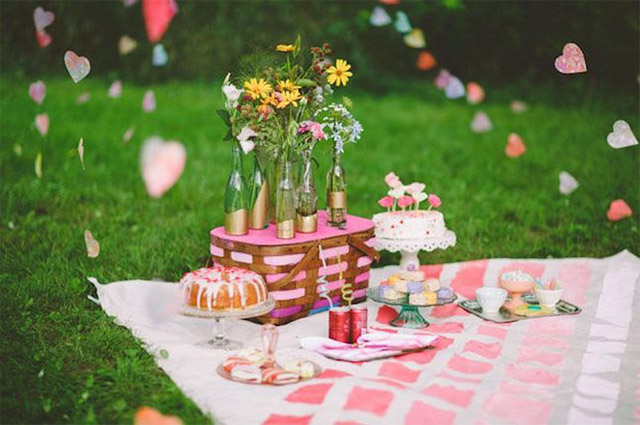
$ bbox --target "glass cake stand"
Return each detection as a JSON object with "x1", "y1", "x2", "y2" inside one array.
[
  {"x1": 368, "y1": 287, "x2": 458, "y2": 328},
  {"x1": 374, "y1": 230, "x2": 457, "y2": 271},
  {"x1": 180, "y1": 296, "x2": 275, "y2": 350}
]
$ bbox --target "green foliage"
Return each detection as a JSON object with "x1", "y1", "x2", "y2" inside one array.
[{"x1": 1, "y1": 74, "x2": 639, "y2": 424}]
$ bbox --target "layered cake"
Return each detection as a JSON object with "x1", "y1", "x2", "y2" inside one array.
[
  {"x1": 373, "y1": 172, "x2": 448, "y2": 240},
  {"x1": 180, "y1": 265, "x2": 268, "y2": 311}
]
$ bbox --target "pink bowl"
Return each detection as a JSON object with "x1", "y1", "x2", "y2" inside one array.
[{"x1": 499, "y1": 279, "x2": 534, "y2": 293}]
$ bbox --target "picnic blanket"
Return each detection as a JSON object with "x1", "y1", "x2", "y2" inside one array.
[{"x1": 89, "y1": 250, "x2": 640, "y2": 425}]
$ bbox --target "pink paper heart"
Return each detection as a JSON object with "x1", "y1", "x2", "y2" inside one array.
[
  {"x1": 76, "y1": 92, "x2": 91, "y2": 104},
  {"x1": 140, "y1": 137, "x2": 186, "y2": 198},
  {"x1": 466, "y1": 82, "x2": 485, "y2": 104},
  {"x1": 471, "y1": 111, "x2": 492, "y2": 133},
  {"x1": 143, "y1": 0, "x2": 178, "y2": 43},
  {"x1": 142, "y1": 90, "x2": 156, "y2": 112},
  {"x1": 434, "y1": 69, "x2": 451, "y2": 90},
  {"x1": 108, "y1": 80, "x2": 122, "y2": 98},
  {"x1": 607, "y1": 199, "x2": 632, "y2": 222},
  {"x1": 505, "y1": 133, "x2": 526, "y2": 158},
  {"x1": 35, "y1": 30, "x2": 51, "y2": 48},
  {"x1": 35, "y1": 113, "x2": 49, "y2": 136},
  {"x1": 33, "y1": 7, "x2": 55, "y2": 31},
  {"x1": 123, "y1": 127, "x2": 135, "y2": 143},
  {"x1": 29, "y1": 80, "x2": 46, "y2": 105},
  {"x1": 510, "y1": 100, "x2": 527, "y2": 113},
  {"x1": 554, "y1": 43, "x2": 587, "y2": 74},
  {"x1": 64, "y1": 51, "x2": 91, "y2": 83}
]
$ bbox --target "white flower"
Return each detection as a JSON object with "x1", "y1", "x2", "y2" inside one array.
[
  {"x1": 388, "y1": 187, "x2": 405, "y2": 199},
  {"x1": 222, "y1": 73, "x2": 242, "y2": 109},
  {"x1": 237, "y1": 126, "x2": 257, "y2": 154}
]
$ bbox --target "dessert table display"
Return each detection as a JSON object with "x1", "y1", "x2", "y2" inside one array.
[{"x1": 89, "y1": 250, "x2": 640, "y2": 425}]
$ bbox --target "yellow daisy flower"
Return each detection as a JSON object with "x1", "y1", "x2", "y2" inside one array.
[
  {"x1": 276, "y1": 44, "x2": 295, "y2": 52},
  {"x1": 243, "y1": 78, "x2": 272, "y2": 100},
  {"x1": 277, "y1": 90, "x2": 302, "y2": 109},
  {"x1": 258, "y1": 92, "x2": 278, "y2": 114},
  {"x1": 326, "y1": 59, "x2": 353, "y2": 87},
  {"x1": 277, "y1": 79, "x2": 301, "y2": 92}
]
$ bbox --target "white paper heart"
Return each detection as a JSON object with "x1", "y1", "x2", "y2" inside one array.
[
  {"x1": 33, "y1": 7, "x2": 54, "y2": 31},
  {"x1": 394, "y1": 11, "x2": 411, "y2": 33},
  {"x1": 123, "y1": 0, "x2": 139, "y2": 7},
  {"x1": 64, "y1": 51, "x2": 91, "y2": 83},
  {"x1": 78, "y1": 138, "x2": 85, "y2": 170},
  {"x1": 558, "y1": 171, "x2": 579, "y2": 195},
  {"x1": 108, "y1": 80, "x2": 122, "y2": 98},
  {"x1": 35, "y1": 113, "x2": 49, "y2": 136},
  {"x1": 119, "y1": 35, "x2": 138, "y2": 55},
  {"x1": 370, "y1": 6, "x2": 391, "y2": 26},
  {"x1": 606, "y1": 120, "x2": 638, "y2": 149},
  {"x1": 29, "y1": 80, "x2": 46, "y2": 105},
  {"x1": 123, "y1": 127, "x2": 135, "y2": 143},
  {"x1": 140, "y1": 136, "x2": 186, "y2": 198},
  {"x1": 142, "y1": 90, "x2": 156, "y2": 112},
  {"x1": 470, "y1": 111, "x2": 492, "y2": 133},
  {"x1": 84, "y1": 230, "x2": 100, "y2": 258},
  {"x1": 445, "y1": 76, "x2": 465, "y2": 99},
  {"x1": 152, "y1": 44, "x2": 168, "y2": 67}
]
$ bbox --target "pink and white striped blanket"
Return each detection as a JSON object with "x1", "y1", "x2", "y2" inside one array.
[{"x1": 90, "y1": 250, "x2": 640, "y2": 425}]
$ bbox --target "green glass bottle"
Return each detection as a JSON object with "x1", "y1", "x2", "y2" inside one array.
[
  {"x1": 326, "y1": 149, "x2": 347, "y2": 228},
  {"x1": 224, "y1": 144, "x2": 248, "y2": 235}
]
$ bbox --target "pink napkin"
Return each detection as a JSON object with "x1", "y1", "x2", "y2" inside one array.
[{"x1": 300, "y1": 332, "x2": 438, "y2": 362}]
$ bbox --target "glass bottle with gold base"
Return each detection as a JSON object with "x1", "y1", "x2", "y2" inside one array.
[
  {"x1": 326, "y1": 149, "x2": 347, "y2": 228},
  {"x1": 248, "y1": 154, "x2": 268, "y2": 229},
  {"x1": 295, "y1": 153, "x2": 318, "y2": 233},
  {"x1": 275, "y1": 153, "x2": 295, "y2": 239},
  {"x1": 224, "y1": 144, "x2": 248, "y2": 235}
]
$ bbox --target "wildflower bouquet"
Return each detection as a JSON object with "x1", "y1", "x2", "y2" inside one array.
[{"x1": 218, "y1": 36, "x2": 362, "y2": 237}]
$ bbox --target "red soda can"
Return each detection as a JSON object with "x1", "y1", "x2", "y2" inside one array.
[
  {"x1": 350, "y1": 304, "x2": 368, "y2": 342},
  {"x1": 329, "y1": 306, "x2": 351, "y2": 343}
]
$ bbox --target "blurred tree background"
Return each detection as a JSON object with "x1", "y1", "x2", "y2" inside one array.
[{"x1": 1, "y1": 0, "x2": 638, "y2": 97}]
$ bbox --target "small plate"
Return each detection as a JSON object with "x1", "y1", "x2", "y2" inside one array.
[{"x1": 216, "y1": 361, "x2": 323, "y2": 386}]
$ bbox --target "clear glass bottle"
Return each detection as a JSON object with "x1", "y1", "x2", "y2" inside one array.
[
  {"x1": 296, "y1": 153, "x2": 318, "y2": 233},
  {"x1": 224, "y1": 144, "x2": 248, "y2": 235},
  {"x1": 248, "y1": 154, "x2": 268, "y2": 229},
  {"x1": 275, "y1": 153, "x2": 295, "y2": 239},
  {"x1": 326, "y1": 150, "x2": 347, "y2": 228}
]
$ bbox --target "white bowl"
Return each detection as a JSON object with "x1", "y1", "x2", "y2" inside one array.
[
  {"x1": 534, "y1": 285, "x2": 563, "y2": 308},
  {"x1": 476, "y1": 287, "x2": 508, "y2": 314}
]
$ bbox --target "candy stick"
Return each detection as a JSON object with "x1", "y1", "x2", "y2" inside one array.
[
  {"x1": 317, "y1": 245, "x2": 333, "y2": 310},
  {"x1": 339, "y1": 254, "x2": 354, "y2": 307}
]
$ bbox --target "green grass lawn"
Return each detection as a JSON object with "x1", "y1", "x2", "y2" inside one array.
[{"x1": 1, "y1": 74, "x2": 638, "y2": 424}]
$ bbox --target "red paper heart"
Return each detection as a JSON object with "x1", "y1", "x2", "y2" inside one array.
[
  {"x1": 143, "y1": 0, "x2": 177, "y2": 43},
  {"x1": 416, "y1": 51, "x2": 437, "y2": 71},
  {"x1": 35, "y1": 30, "x2": 51, "y2": 48},
  {"x1": 505, "y1": 133, "x2": 526, "y2": 158},
  {"x1": 606, "y1": 199, "x2": 632, "y2": 222},
  {"x1": 375, "y1": 305, "x2": 398, "y2": 325}
]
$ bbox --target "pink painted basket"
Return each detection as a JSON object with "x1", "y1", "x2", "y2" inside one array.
[{"x1": 210, "y1": 211, "x2": 379, "y2": 325}]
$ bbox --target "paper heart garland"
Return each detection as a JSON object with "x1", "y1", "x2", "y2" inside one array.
[
  {"x1": 394, "y1": 11, "x2": 411, "y2": 33},
  {"x1": 370, "y1": 6, "x2": 391, "y2": 26},
  {"x1": 35, "y1": 152, "x2": 42, "y2": 178},
  {"x1": 403, "y1": 28, "x2": 425, "y2": 49},
  {"x1": 554, "y1": 42, "x2": 587, "y2": 74},
  {"x1": 76, "y1": 92, "x2": 91, "y2": 104},
  {"x1": 558, "y1": 171, "x2": 579, "y2": 195},
  {"x1": 119, "y1": 35, "x2": 138, "y2": 55},
  {"x1": 78, "y1": 138, "x2": 85, "y2": 170},
  {"x1": 64, "y1": 51, "x2": 91, "y2": 83},
  {"x1": 35, "y1": 113, "x2": 49, "y2": 136},
  {"x1": 607, "y1": 120, "x2": 638, "y2": 149},
  {"x1": 142, "y1": 90, "x2": 156, "y2": 112},
  {"x1": 33, "y1": 7, "x2": 55, "y2": 31},
  {"x1": 466, "y1": 82, "x2": 485, "y2": 104},
  {"x1": 416, "y1": 51, "x2": 436, "y2": 71},
  {"x1": 143, "y1": 0, "x2": 178, "y2": 43},
  {"x1": 445, "y1": 76, "x2": 465, "y2": 99},
  {"x1": 84, "y1": 230, "x2": 100, "y2": 258},
  {"x1": 434, "y1": 69, "x2": 451, "y2": 89},
  {"x1": 606, "y1": 199, "x2": 632, "y2": 222},
  {"x1": 140, "y1": 136, "x2": 186, "y2": 198},
  {"x1": 505, "y1": 133, "x2": 526, "y2": 158},
  {"x1": 123, "y1": 127, "x2": 135, "y2": 143},
  {"x1": 470, "y1": 111, "x2": 492, "y2": 133},
  {"x1": 29, "y1": 80, "x2": 46, "y2": 105},
  {"x1": 35, "y1": 30, "x2": 51, "y2": 48},
  {"x1": 152, "y1": 44, "x2": 168, "y2": 67},
  {"x1": 108, "y1": 80, "x2": 122, "y2": 98},
  {"x1": 510, "y1": 100, "x2": 527, "y2": 113}
]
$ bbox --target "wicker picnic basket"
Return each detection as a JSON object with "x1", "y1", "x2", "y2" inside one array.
[{"x1": 210, "y1": 213, "x2": 379, "y2": 325}]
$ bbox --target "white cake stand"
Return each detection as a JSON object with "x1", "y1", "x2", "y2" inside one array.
[
  {"x1": 374, "y1": 230, "x2": 457, "y2": 271},
  {"x1": 180, "y1": 296, "x2": 275, "y2": 350}
]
